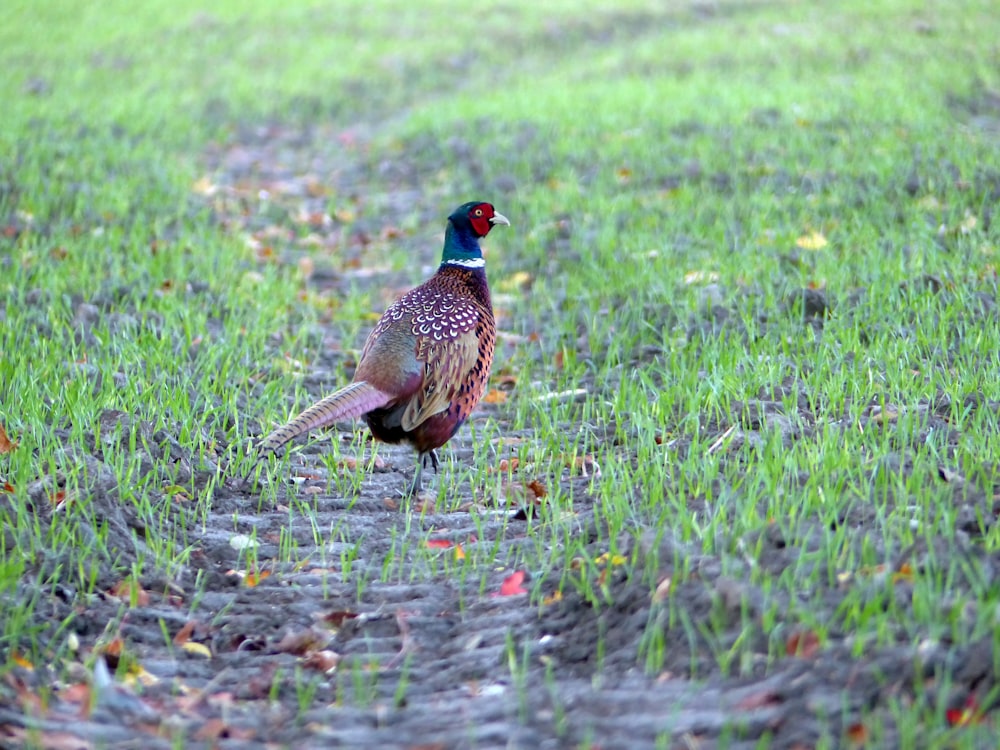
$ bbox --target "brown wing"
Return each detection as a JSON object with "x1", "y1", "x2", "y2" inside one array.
[{"x1": 401, "y1": 328, "x2": 480, "y2": 431}]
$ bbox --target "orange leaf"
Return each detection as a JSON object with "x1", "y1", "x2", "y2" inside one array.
[
  {"x1": 426, "y1": 539, "x2": 453, "y2": 550},
  {"x1": 1, "y1": 482, "x2": 14, "y2": 493},
  {"x1": 497, "y1": 457, "x2": 520, "y2": 473},
  {"x1": 245, "y1": 569, "x2": 271, "y2": 587},
  {"x1": 482, "y1": 389, "x2": 508, "y2": 405},
  {"x1": 0, "y1": 423, "x2": 18, "y2": 454},
  {"x1": 892, "y1": 562, "x2": 914, "y2": 584},
  {"x1": 173, "y1": 620, "x2": 197, "y2": 646},
  {"x1": 526, "y1": 479, "x2": 547, "y2": 499},
  {"x1": 499, "y1": 571, "x2": 527, "y2": 596},
  {"x1": 453, "y1": 543, "x2": 465, "y2": 561}
]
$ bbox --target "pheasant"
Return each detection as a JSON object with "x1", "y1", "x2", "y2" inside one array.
[{"x1": 258, "y1": 201, "x2": 509, "y2": 494}]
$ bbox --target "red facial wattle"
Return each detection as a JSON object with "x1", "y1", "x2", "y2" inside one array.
[{"x1": 469, "y1": 203, "x2": 493, "y2": 237}]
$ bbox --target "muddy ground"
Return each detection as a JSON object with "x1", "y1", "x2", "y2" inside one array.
[{"x1": 3, "y1": 121, "x2": 1000, "y2": 750}]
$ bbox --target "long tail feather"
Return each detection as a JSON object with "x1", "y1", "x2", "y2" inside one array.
[{"x1": 258, "y1": 381, "x2": 391, "y2": 455}]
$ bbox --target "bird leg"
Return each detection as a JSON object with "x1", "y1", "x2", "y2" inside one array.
[{"x1": 408, "y1": 450, "x2": 441, "y2": 496}]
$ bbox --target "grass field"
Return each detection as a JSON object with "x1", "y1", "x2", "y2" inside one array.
[{"x1": 3, "y1": 0, "x2": 1000, "y2": 747}]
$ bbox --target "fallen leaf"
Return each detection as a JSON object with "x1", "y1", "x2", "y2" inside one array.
[
  {"x1": 0, "y1": 424, "x2": 19, "y2": 454},
  {"x1": 180, "y1": 641, "x2": 212, "y2": 658},
  {"x1": 108, "y1": 580, "x2": 150, "y2": 607},
  {"x1": 275, "y1": 627, "x2": 329, "y2": 656},
  {"x1": 785, "y1": 629, "x2": 821, "y2": 658},
  {"x1": 244, "y1": 569, "x2": 270, "y2": 587},
  {"x1": 526, "y1": 479, "x2": 547, "y2": 499},
  {"x1": 652, "y1": 577, "x2": 672, "y2": 603},
  {"x1": 845, "y1": 722, "x2": 869, "y2": 745},
  {"x1": 426, "y1": 539, "x2": 454, "y2": 550},
  {"x1": 595, "y1": 553, "x2": 627, "y2": 567},
  {"x1": 796, "y1": 230, "x2": 828, "y2": 250},
  {"x1": 496, "y1": 457, "x2": 520, "y2": 473},
  {"x1": 482, "y1": 389, "x2": 508, "y2": 405},
  {"x1": 947, "y1": 695, "x2": 984, "y2": 726},
  {"x1": 173, "y1": 620, "x2": 197, "y2": 646},
  {"x1": 498, "y1": 571, "x2": 528, "y2": 596},
  {"x1": 2, "y1": 482, "x2": 14, "y2": 493},
  {"x1": 542, "y1": 590, "x2": 563, "y2": 606},
  {"x1": 302, "y1": 650, "x2": 340, "y2": 673},
  {"x1": 683, "y1": 270, "x2": 720, "y2": 284},
  {"x1": 892, "y1": 562, "x2": 914, "y2": 584},
  {"x1": 322, "y1": 611, "x2": 359, "y2": 628}
]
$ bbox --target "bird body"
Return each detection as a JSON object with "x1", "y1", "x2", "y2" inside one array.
[{"x1": 259, "y1": 201, "x2": 508, "y2": 493}]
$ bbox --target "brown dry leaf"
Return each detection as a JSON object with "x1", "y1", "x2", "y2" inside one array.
[
  {"x1": 173, "y1": 620, "x2": 197, "y2": 646},
  {"x1": 322, "y1": 610, "x2": 359, "y2": 629},
  {"x1": 785, "y1": 629, "x2": 820, "y2": 658},
  {"x1": 845, "y1": 722, "x2": 869, "y2": 745},
  {"x1": 526, "y1": 479, "x2": 547, "y2": 499},
  {"x1": 565, "y1": 454, "x2": 599, "y2": 477},
  {"x1": 275, "y1": 627, "x2": 328, "y2": 656},
  {"x1": 101, "y1": 637, "x2": 124, "y2": 670},
  {"x1": 542, "y1": 590, "x2": 563, "y2": 606},
  {"x1": 2, "y1": 481, "x2": 15, "y2": 493},
  {"x1": 496, "y1": 457, "x2": 520, "y2": 473},
  {"x1": 108, "y1": 580, "x2": 150, "y2": 607},
  {"x1": 652, "y1": 577, "x2": 672, "y2": 603},
  {"x1": 302, "y1": 650, "x2": 341, "y2": 673},
  {"x1": 553, "y1": 350, "x2": 565, "y2": 370},
  {"x1": 0, "y1": 423, "x2": 19, "y2": 454}
]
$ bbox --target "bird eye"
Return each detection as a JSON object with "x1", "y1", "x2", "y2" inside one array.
[{"x1": 474, "y1": 208, "x2": 483, "y2": 217}]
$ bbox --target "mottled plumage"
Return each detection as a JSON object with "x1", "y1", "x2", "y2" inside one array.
[{"x1": 258, "y1": 201, "x2": 508, "y2": 494}]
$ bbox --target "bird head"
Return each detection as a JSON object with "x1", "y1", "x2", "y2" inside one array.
[{"x1": 442, "y1": 202, "x2": 509, "y2": 266}]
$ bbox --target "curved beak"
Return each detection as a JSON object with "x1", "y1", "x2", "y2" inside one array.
[{"x1": 490, "y1": 212, "x2": 510, "y2": 227}]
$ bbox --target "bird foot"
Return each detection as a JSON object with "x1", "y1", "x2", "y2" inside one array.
[{"x1": 408, "y1": 450, "x2": 440, "y2": 496}]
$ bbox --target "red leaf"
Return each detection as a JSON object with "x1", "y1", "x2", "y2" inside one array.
[
  {"x1": 499, "y1": 571, "x2": 527, "y2": 596},
  {"x1": 426, "y1": 539, "x2": 454, "y2": 550},
  {"x1": 947, "y1": 695, "x2": 984, "y2": 726}
]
